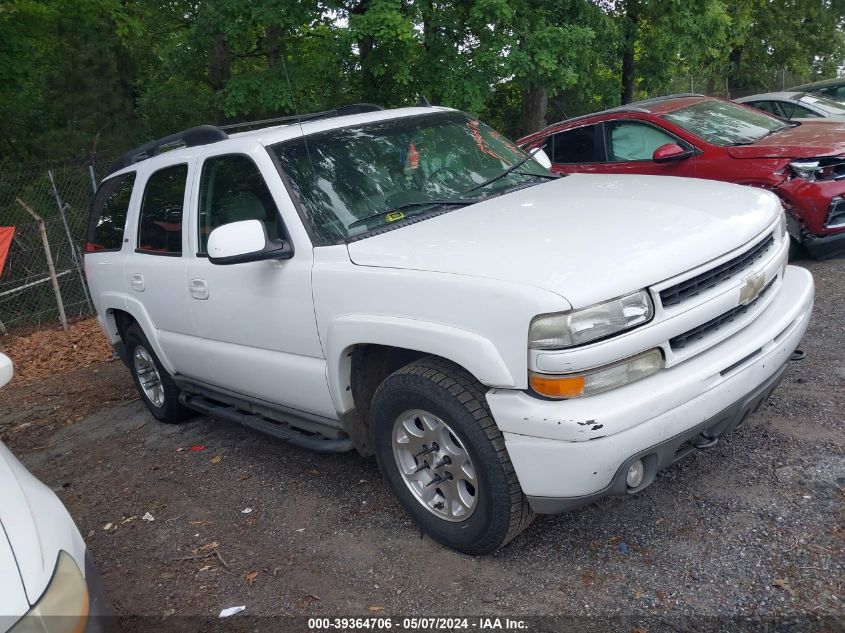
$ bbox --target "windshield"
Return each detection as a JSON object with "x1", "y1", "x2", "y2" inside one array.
[
  {"x1": 663, "y1": 100, "x2": 790, "y2": 146},
  {"x1": 270, "y1": 112, "x2": 551, "y2": 242},
  {"x1": 797, "y1": 94, "x2": 845, "y2": 116}
]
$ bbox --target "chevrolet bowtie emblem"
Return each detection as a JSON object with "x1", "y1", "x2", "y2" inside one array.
[{"x1": 739, "y1": 273, "x2": 765, "y2": 305}]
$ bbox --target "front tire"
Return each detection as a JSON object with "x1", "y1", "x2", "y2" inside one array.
[
  {"x1": 124, "y1": 323, "x2": 191, "y2": 423},
  {"x1": 370, "y1": 357, "x2": 534, "y2": 554}
]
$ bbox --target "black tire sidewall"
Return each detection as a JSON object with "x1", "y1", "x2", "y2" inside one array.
[
  {"x1": 371, "y1": 372, "x2": 510, "y2": 553},
  {"x1": 124, "y1": 324, "x2": 188, "y2": 423}
]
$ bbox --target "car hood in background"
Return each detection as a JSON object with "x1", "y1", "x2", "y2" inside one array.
[
  {"x1": 727, "y1": 121, "x2": 845, "y2": 159},
  {"x1": 347, "y1": 173, "x2": 779, "y2": 308},
  {"x1": 0, "y1": 442, "x2": 87, "y2": 605}
]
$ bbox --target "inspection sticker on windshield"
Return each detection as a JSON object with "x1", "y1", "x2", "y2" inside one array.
[{"x1": 385, "y1": 210, "x2": 405, "y2": 222}]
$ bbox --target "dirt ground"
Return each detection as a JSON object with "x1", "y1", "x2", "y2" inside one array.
[{"x1": 0, "y1": 256, "x2": 843, "y2": 630}]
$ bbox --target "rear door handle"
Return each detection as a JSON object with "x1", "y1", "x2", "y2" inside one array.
[
  {"x1": 130, "y1": 273, "x2": 145, "y2": 292},
  {"x1": 189, "y1": 278, "x2": 209, "y2": 300}
]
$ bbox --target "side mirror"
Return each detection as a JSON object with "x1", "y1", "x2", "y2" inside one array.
[
  {"x1": 531, "y1": 147, "x2": 553, "y2": 169},
  {"x1": 653, "y1": 143, "x2": 693, "y2": 163},
  {"x1": 0, "y1": 353, "x2": 12, "y2": 389},
  {"x1": 207, "y1": 219, "x2": 292, "y2": 265}
]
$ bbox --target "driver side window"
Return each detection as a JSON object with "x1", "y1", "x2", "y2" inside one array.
[
  {"x1": 197, "y1": 155, "x2": 280, "y2": 254},
  {"x1": 607, "y1": 122, "x2": 682, "y2": 162}
]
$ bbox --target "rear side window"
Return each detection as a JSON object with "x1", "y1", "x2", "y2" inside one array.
[
  {"x1": 550, "y1": 125, "x2": 599, "y2": 163},
  {"x1": 86, "y1": 172, "x2": 136, "y2": 252},
  {"x1": 748, "y1": 101, "x2": 783, "y2": 117},
  {"x1": 137, "y1": 165, "x2": 188, "y2": 255},
  {"x1": 790, "y1": 104, "x2": 822, "y2": 118},
  {"x1": 197, "y1": 155, "x2": 279, "y2": 254}
]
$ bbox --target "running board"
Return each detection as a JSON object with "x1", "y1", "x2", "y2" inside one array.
[{"x1": 179, "y1": 393, "x2": 354, "y2": 454}]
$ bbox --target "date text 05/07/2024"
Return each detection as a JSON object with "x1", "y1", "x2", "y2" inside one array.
[{"x1": 307, "y1": 617, "x2": 529, "y2": 630}]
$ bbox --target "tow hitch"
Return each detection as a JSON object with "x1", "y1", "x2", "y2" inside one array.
[
  {"x1": 692, "y1": 431, "x2": 719, "y2": 449},
  {"x1": 790, "y1": 348, "x2": 805, "y2": 361}
]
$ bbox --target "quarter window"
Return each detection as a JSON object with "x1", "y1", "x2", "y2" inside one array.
[
  {"x1": 606, "y1": 122, "x2": 681, "y2": 162},
  {"x1": 197, "y1": 155, "x2": 280, "y2": 254},
  {"x1": 137, "y1": 165, "x2": 188, "y2": 255},
  {"x1": 86, "y1": 172, "x2": 136, "y2": 252}
]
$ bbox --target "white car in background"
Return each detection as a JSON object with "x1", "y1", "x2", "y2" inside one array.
[
  {"x1": 0, "y1": 353, "x2": 114, "y2": 633},
  {"x1": 735, "y1": 91, "x2": 845, "y2": 121}
]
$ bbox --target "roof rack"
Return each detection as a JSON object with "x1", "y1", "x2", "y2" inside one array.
[
  {"x1": 534, "y1": 93, "x2": 706, "y2": 137},
  {"x1": 624, "y1": 93, "x2": 705, "y2": 108},
  {"x1": 220, "y1": 103, "x2": 384, "y2": 133},
  {"x1": 106, "y1": 103, "x2": 385, "y2": 176},
  {"x1": 106, "y1": 125, "x2": 227, "y2": 175}
]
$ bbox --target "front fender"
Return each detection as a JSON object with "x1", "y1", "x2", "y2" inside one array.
[{"x1": 326, "y1": 314, "x2": 515, "y2": 412}]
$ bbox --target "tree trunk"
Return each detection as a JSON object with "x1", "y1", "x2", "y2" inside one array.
[
  {"x1": 519, "y1": 84, "x2": 548, "y2": 137},
  {"x1": 208, "y1": 36, "x2": 230, "y2": 90},
  {"x1": 265, "y1": 26, "x2": 280, "y2": 68},
  {"x1": 620, "y1": 0, "x2": 639, "y2": 104},
  {"x1": 208, "y1": 35, "x2": 230, "y2": 122},
  {"x1": 352, "y1": 0, "x2": 378, "y2": 103},
  {"x1": 726, "y1": 46, "x2": 743, "y2": 98},
  {"x1": 359, "y1": 35, "x2": 377, "y2": 102}
]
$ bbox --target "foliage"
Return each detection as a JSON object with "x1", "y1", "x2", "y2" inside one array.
[{"x1": 0, "y1": 0, "x2": 842, "y2": 161}]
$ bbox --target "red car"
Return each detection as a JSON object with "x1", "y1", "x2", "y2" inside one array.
[{"x1": 517, "y1": 94, "x2": 845, "y2": 258}]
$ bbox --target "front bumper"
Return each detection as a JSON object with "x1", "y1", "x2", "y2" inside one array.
[
  {"x1": 84, "y1": 551, "x2": 118, "y2": 632},
  {"x1": 487, "y1": 265, "x2": 814, "y2": 511},
  {"x1": 804, "y1": 229, "x2": 845, "y2": 259}
]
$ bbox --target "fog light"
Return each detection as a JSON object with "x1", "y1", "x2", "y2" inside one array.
[{"x1": 626, "y1": 459, "x2": 644, "y2": 488}]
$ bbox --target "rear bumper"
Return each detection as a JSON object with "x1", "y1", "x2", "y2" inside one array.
[{"x1": 487, "y1": 265, "x2": 814, "y2": 510}]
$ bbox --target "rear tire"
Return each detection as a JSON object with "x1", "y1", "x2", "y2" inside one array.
[
  {"x1": 370, "y1": 357, "x2": 534, "y2": 554},
  {"x1": 124, "y1": 323, "x2": 191, "y2": 424}
]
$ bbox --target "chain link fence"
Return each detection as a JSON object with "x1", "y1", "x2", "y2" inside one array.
[{"x1": 0, "y1": 158, "x2": 112, "y2": 333}]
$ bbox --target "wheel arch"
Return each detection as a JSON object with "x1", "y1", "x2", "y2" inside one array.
[
  {"x1": 101, "y1": 298, "x2": 176, "y2": 374},
  {"x1": 325, "y1": 316, "x2": 515, "y2": 456},
  {"x1": 327, "y1": 315, "x2": 515, "y2": 414}
]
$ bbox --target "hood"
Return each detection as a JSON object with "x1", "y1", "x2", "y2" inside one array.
[
  {"x1": 0, "y1": 441, "x2": 86, "y2": 605},
  {"x1": 347, "y1": 174, "x2": 779, "y2": 308},
  {"x1": 727, "y1": 120, "x2": 845, "y2": 159}
]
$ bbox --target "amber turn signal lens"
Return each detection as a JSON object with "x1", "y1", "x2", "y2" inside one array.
[{"x1": 530, "y1": 374, "x2": 585, "y2": 398}]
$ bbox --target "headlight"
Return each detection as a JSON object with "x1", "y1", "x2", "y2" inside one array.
[
  {"x1": 789, "y1": 160, "x2": 821, "y2": 181},
  {"x1": 9, "y1": 551, "x2": 89, "y2": 633},
  {"x1": 529, "y1": 290, "x2": 653, "y2": 349},
  {"x1": 530, "y1": 348, "x2": 664, "y2": 398}
]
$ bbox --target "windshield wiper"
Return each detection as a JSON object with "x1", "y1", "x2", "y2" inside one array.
[
  {"x1": 514, "y1": 170, "x2": 559, "y2": 179},
  {"x1": 462, "y1": 148, "x2": 547, "y2": 194},
  {"x1": 346, "y1": 198, "x2": 482, "y2": 230}
]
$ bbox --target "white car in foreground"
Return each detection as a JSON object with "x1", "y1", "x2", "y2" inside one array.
[{"x1": 0, "y1": 353, "x2": 114, "y2": 633}]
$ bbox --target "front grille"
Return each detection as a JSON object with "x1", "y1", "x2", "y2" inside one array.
[
  {"x1": 669, "y1": 279, "x2": 775, "y2": 350},
  {"x1": 660, "y1": 234, "x2": 774, "y2": 307}
]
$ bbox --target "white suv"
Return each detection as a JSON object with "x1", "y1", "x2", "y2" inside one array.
[{"x1": 85, "y1": 104, "x2": 814, "y2": 554}]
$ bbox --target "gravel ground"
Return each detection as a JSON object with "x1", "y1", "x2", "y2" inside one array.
[{"x1": 2, "y1": 256, "x2": 843, "y2": 631}]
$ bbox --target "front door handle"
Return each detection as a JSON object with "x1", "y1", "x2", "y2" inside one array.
[
  {"x1": 130, "y1": 273, "x2": 145, "y2": 292},
  {"x1": 189, "y1": 278, "x2": 209, "y2": 300}
]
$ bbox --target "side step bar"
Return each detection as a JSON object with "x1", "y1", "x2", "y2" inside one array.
[{"x1": 179, "y1": 393, "x2": 354, "y2": 454}]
